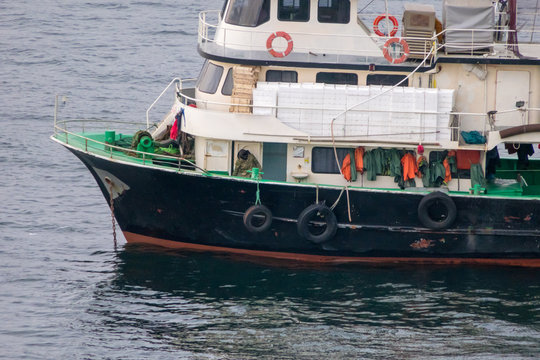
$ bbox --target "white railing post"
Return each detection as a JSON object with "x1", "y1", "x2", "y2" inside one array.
[{"x1": 146, "y1": 78, "x2": 180, "y2": 128}]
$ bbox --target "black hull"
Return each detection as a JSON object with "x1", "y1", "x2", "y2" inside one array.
[{"x1": 69, "y1": 148, "x2": 540, "y2": 266}]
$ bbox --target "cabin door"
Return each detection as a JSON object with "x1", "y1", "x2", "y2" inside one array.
[
  {"x1": 262, "y1": 143, "x2": 287, "y2": 181},
  {"x1": 495, "y1": 70, "x2": 530, "y2": 127}
]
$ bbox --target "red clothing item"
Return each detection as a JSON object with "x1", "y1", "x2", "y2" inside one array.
[
  {"x1": 401, "y1": 153, "x2": 418, "y2": 181},
  {"x1": 341, "y1": 147, "x2": 365, "y2": 181},
  {"x1": 170, "y1": 118, "x2": 179, "y2": 140},
  {"x1": 354, "y1": 147, "x2": 365, "y2": 174}
]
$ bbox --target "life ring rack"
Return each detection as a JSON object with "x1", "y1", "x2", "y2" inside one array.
[
  {"x1": 373, "y1": 14, "x2": 399, "y2": 37},
  {"x1": 266, "y1": 31, "x2": 294, "y2": 58},
  {"x1": 382, "y1": 37, "x2": 410, "y2": 64}
]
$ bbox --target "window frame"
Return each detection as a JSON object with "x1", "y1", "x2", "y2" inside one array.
[
  {"x1": 197, "y1": 61, "x2": 225, "y2": 95},
  {"x1": 366, "y1": 74, "x2": 409, "y2": 87},
  {"x1": 316, "y1": 72, "x2": 358, "y2": 85},
  {"x1": 265, "y1": 70, "x2": 298, "y2": 83},
  {"x1": 278, "y1": 0, "x2": 310, "y2": 22},
  {"x1": 317, "y1": 0, "x2": 350, "y2": 24},
  {"x1": 225, "y1": 0, "x2": 270, "y2": 27},
  {"x1": 221, "y1": 68, "x2": 234, "y2": 96},
  {"x1": 312, "y1": 147, "x2": 351, "y2": 174}
]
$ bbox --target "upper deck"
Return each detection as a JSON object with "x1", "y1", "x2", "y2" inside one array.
[{"x1": 198, "y1": 0, "x2": 540, "y2": 69}]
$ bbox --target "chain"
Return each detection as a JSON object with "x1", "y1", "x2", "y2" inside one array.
[{"x1": 107, "y1": 182, "x2": 117, "y2": 250}]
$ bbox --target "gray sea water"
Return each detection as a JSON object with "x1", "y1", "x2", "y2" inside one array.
[{"x1": 1, "y1": 1, "x2": 539, "y2": 359}]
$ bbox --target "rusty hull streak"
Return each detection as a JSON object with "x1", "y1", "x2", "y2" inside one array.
[{"x1": 410, "y1": 238, "x2": 436, "y2": 249}]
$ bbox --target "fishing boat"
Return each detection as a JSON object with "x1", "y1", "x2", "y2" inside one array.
[{"x1": 52, "y1": 0, "x2": 540, "y2": 267}]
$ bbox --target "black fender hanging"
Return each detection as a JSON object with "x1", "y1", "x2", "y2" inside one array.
[
  {"x1": 297, "y1": 203, "x2": 338, "y2": 244},
  {"x1": 417, "y1": 191, "x2": 457, "y2": 230},
  {"x1": 243, "y1": 204, "x2": 273, "y2": 233}
]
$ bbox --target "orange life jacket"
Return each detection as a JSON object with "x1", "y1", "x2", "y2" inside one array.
[
  {"x1": 401, "y1": 153, "x2": 418, "y2": 181},
  {"x1": 341, "y1": 147, "x2": 365, "y2": 181}
]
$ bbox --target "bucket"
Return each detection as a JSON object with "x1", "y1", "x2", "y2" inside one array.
[{"x1": 104, "y1": 130, "x2": 115, "y2": 151}]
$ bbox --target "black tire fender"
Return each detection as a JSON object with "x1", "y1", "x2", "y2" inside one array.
[
  {"x1": 297, "y1": 203, "x2": 338, "y2": 244},
  {"x1": 417, "y1": 191, "x2": 457, "y2": 230},
  {"x1": 243, "y1": 205, "x2": 273, "y2": 233}
]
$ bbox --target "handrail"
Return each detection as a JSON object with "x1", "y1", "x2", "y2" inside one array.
[
  {"x1": 146, "y1": 77, "x2": 180, "y2": 129},
  {"x1": 53, "y1": 120, "x2": 209, "y2": 174},
  {"x1": 198, "y1": 9, "x2": 540, "y2": 62}
]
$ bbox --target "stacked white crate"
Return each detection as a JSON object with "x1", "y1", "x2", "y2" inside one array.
[
  {"x1": 390, "y1": 87, "x2": 410, "y2": 140},
  {"x1": 276, "y1": 83, "x2": 302, "y2": 129},
  {"x1": 300, "y1": 83, "x2": 325, "y2": 136},
  {"x1": 424, "y1": 89, "x2": 439, "y2": 142},
  {"x1": 436, "y1": 89, "x2": 455, "y2": 141},
  {"x1": 345, "y1": 86, "x2": 370, "y2": 136},
  {"x1": 252, "y1": 82, "x2": 278, "y2": 116},
  {"x1": 322, "y1": 85, "x2": 347, "y2": 137},
  {"x1": 252, "y1": 82, "x2": 455, "y2": 141},
  {"x1": 368, "y1": 86, "x2": 392, "y2": 139}
]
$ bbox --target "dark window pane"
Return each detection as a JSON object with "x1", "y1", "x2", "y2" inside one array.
[
  {"x1": 366, "y1": 74, "x2": 408, "y2": 87},
  {"x1": 312, "y1": 147, "x2": 350, "y2": 174},
  {"x1": 316, "y1": 72, "x2": 357, "y2": 85},
  {"x1": 318, "y1": 0, "x2": 350, "y2": 24},
  {"x1": 222, "y1": 68, "x2": 234, "y2": 95},
  {"x1": 225, "y1": 0, "x2": 270, "y2": 27},
  {"x1": 278, "y1": 0, "x2": 310, "y2": 22},
  {"x1": 221, "y1": 0, "x2": 229, "y2": 18},
  {"x1": 197, "y1": 61, "x2": 224, "y2": 94},
  {"x1": 266, "y1": 70, "x2": 298, "y2": 82}
]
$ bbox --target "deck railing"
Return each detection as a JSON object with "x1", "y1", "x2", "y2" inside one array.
[
  {"x1": 198, "y1": 10, "x2": 540, "y2": 63},
  {"x1": 53, "y1": 118, "x2": 205, "y2": 172}
]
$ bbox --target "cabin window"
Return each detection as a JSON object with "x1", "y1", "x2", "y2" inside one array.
[
  {"x1": 197, "y1": 61, "x2": 224, "y2": 94},
  {"x1": 221, "y1": 0, "x2": 229, "y2": 19},
  {"x1": 278, "y1": 0, "x2": 310, "y2": 22},
  {"x1": 225, "y1": 0, "x2": 270, "y2": 27},
  {"x1": 318, "y1": 0, "x2": 350, "y2": 24},
  {"x1": 316, "y1": 72, "x2": 357, "y2": 85},
  {"x1": 266, "y1": 70, "x2": 298, "y2": 82},
  {"x1": 312, "y1": 147, "x2": 350, "y2": 174},
  {"x1": 222, "y1": 68, "x2": 234, "y2": 95},
  {"x1": 366, "y1": 74, "x2": 408, "y2": 87}
]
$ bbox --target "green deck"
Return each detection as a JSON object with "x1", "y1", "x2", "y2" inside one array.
[{"x1": 54, "y1": 131, "x2": 540, "y2": 198}]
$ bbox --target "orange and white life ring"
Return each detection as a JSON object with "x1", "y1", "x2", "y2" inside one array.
[
  {"x1": 373, "y1": 14, "x2": 399, "y2": 37},
  {"x1": 382, "y1": 37, "x2": 410, "y2": 64},
  {"x1": 266, "y1": 31, "x2": 293, "y2": 58}
]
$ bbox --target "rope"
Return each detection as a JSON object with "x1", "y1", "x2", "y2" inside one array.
[
  {"x1": 358, "y1": 0, "x2": 377, "y2": 13},
  {"x1": 346, "y1": 186, "x2": 352, "y2": 222},
  {"x1": 330, "y1": 187, "x2": 345, "y2": 210},
  {"x1": 255, "y1": 180, "x2": 261, "y2": 205}
]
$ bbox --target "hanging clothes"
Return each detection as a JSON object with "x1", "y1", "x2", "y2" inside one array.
[
  {"x1": 401, "y1": 152, "x2": 418, "y2": 182},
  {"x1": 486, "y1": 146, "x2": 501, "y2": 180},
  {"x1": 388, "y1": 148, "x2": 402, "y2": 178},
  {"x1": 417, "y1": 155, "x2": 430, "y2": 187},
  {"x1": 372, "y1": 148, "x2": 386, "y2": 175},
  {"x1": 363, "y1": 150, "x2": 377, "y2": 181},
  {"x1": 429, "y1": 161, "x2": 446, "y2": 187},
  {"x1": 470, "y1": 163, "x2": 486, "y2": 188},
  {"x1": 517, "y1": 144, "x2": 534, "y2": 169},
  {"x1": 341, "y1": 147, "x2": 364, "y2": 181},
  {"x1": 354, "y1": 147, "x2": 365, "y2": 174},
  {"x1": 341, "y1": 150, "x2": 357, "y2": 182}
]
